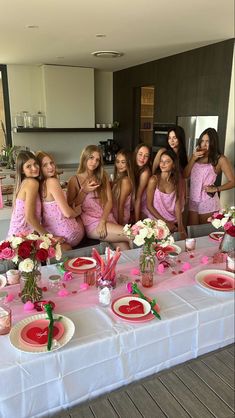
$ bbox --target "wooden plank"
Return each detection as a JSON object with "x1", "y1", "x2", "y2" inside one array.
[
  {"x1": 215, "y1": 350, "x2": 235, "y2": 371},
  {"x1": 202, "y1": 356, "x2": 235, "y2": 389},
  {"x1": 69, "y1": 404, "x2": 94, "y2": 418},
  {"x1": 144, "y1": 377, "x2": 191, "y2": 418},
  {"x1": 108, "y1": 391, "x2": 143, "y2": 418},
  {"x1": 174, "y1": 365, "x2": 233, "y2": 418},
  {"x1": 126, "y1": 385, "x2": 166, "y2": 418},
  {"x1": 226, "y1": 345, "x2": 235, "y2": 356},
  {"x1": 188, "y1": 360, "x2": 235, "y2": 410},
  {"x1": 51, "y1": 411, "x2": 71, "y2": 418},
  {"x1": 89, "y1": 399, "x2": 118, "y2": 418}
]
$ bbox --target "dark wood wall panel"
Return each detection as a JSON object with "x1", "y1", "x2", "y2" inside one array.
[{"x1": 113, "y1": 39, "x2": 234, "y2": 152}]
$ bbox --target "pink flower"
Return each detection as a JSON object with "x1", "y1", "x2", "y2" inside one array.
[
  {"x1": 0, "y1": 247, "x2": 15, "y2": 259},
  {"x1": 48, "y1": 247, "x2": 56, "y2": 258},
  {"x1": 182, "y1": 262, "x2": 191, "y2": 271},
  {"x1": 156, "y1": 249, "x2": 165, "y2": 261},
  {"x1": 127, "y1": 282, "x2": 133, "y2": 293},
  {"x1": 157, "y1": 263, "x2": 165, "y2": 273},
  {"x1": 131, "y1": 225, "x2": 140, "y2": 236},
  {"x1": 224, "y1": 221, "x2": 232, "y2": 231},
  {"x1": 24, "y1": 301, "x2": 35, "y2": 311},
  {"x1": 63, "y1": 271, "x2": 73, "y2": 281},
  {"x1": 156, "y1": 226, "x2": 165, "y2": 240},
  {"x1": 35, "y1": 239, "x2": 43, "y2": 249}
]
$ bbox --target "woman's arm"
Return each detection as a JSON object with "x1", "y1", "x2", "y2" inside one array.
[
  {"x1": 183, "y1": 148, "x2": 205, "y2": 178},
  {"x1": 24, "y1": 179, "x2": 48, "y2": 235},
  {"x1": 146, "y1": 176, "x2": 164, "y2": 220},
  {"x1": 47, "y1": 178, "x2": 80, "y2": 218},
  {"x1": 175, "y1": 198, "x2": 187, "y2": 239},
  {"x1": 134, "y1": 168, "x2": 151, "y2": 222},
  {"x1": 152, "y1": 148, "x2": 166, "y2": 174},
  {"x1": 67, "y1": 176, "x2": 80, "y2": 206},
  {"x1": 204, "y1": 155, "x2": 235, "y2": 194},
  {"x1": 96, "y1": 174, "x2": 113, "y2": 239},
  {"x1": 117, "y1": 177, "x2": 132, "y2": 225}
]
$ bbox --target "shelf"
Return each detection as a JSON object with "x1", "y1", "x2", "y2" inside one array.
[
  {"x1": 140, "y1": 115, "x2": 154, "y2": 118},
  {"x1": 13, "y1": 127, "x2": 116, "y2": 133},
  {"x1": 141, "y1": 102, "x2": 154, "y2": 106},
  {"x1": 140, "y1": 129, "x2": 153, "y2": 132}
]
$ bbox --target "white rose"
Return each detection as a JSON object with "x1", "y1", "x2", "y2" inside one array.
[
  {"x1": 221, "y1": 218, "x2": 228, "y2": 227},
  {"x1": 26, "y1": 233, "x2": 39, "y2": 241},
  {"x1": 12, "y1": 255, "x2": 19, "y2": 264},
  {"x1": 19, "y1": 258, "x2": 34, "y2": 273},
  {"x1": 139, "y1": 227, "x2": 148, "y2": 239},
  {"x1": 55, "y1": 243, "x2": 62, "y2": 261},
  {"x1": 134, "y1": 235, "x2": 145, "y2": 246},
  {"x1": 211, "y1": 219, "x2": 221, "y2": 229},
  {"x1": 39, "y1": 241, "x2": 50, "y2": 250},
  {"x1": 10, "y1": 236, "x2": 23, "y2": 249},
  {"x1": 123, "y1": 224, "x2": 131, "y2": 233},
  {"x1": 41, "y1": 236, "x2": 52, "y2": 247}
]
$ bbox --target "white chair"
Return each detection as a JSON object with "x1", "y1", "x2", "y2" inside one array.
[{"x1": 187, "y1": 223, "x2": 217, "y2": 238}]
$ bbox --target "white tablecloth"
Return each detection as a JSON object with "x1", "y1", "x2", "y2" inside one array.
[{"x1": 0, "y1": 237, "x2": 234, "y2": 418}]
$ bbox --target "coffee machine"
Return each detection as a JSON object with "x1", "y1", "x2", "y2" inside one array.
[{"x1": 99, "y1": 139, "x2": 120, "y2": 164}]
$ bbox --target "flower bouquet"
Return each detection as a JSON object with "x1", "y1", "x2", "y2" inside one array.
[
  {"x1": 123, "y1": 219, "x2": 174, "y2": 287},
  {"x1": 0, "y1": 233, "x2": 62, "y2": 303},
  {"x1": 208, "y1": 206, "x2": 235, "y2": 252}
]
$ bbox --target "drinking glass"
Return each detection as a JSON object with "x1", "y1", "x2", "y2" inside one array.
[{"x1": 185, "y1": 238, "x2": 196, "y2": 255}]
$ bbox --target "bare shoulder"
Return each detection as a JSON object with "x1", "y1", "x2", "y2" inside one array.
[
  {"x1": 140, "y1": 167, "x2": 151, "y2": 180},
  {"x1": 121, "y1": 176, "x2": 132, "y2": 186},
  {"x1": 22, "y1": 178, "x2": 39, "y2": 189}
]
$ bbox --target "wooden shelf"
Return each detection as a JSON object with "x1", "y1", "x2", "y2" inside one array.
[
  {"x1": 140, "y1": 129, "x2": 153, "y2": 132},
  {"x1": 140, "y1": 102, "x2": 154, "y2": 106},
  {"x1": 13, "y1": 127, "x2": 116, "y2": 133},
  {"x1": 140, "y1": 115, "x2": 154, "y2": 118}
]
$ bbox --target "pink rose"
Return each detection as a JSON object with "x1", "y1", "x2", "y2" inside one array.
[
  {"x1": 156, "y1": 226, "x2": 165, "y2": 240},
  {"x1": 35, "y1": 240, "x2": 43, "y2": 249},
  {"x1": 131, "y1": 225, "x2": 140, "y2": 236},
  {"x1": 156, "y1": 249, "x2": 165, "y2": 261},
  {"x1": 1, "y1": 247, "x2": 15, "y2": 259},
  {"x1": 224, "y1": 221, "x2": 232, "y2": 231},
  {"x1": 48, "y1": 247, "x2": 56, "y2": 258}
]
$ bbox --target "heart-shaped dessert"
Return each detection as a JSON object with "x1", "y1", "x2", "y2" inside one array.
[
  {"x1": 72, "y1": 258, "x2": 94, "y2": 268},
  {"x1": 209, "y1": 277, "x2": 232, "y2": 289},
  {"x1": 21, "y1": 319, "x2": 64, "y2": 346},
  {"x1": 119, "y1": 300, "x2": 145, "y2": 315}
]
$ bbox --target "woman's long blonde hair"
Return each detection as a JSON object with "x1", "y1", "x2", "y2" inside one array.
[
  {"x1": 13, "y1": 151, "x2": 39, "y2": 205},
  {"x1": 112, "y1": 149, "x2": 134, "y2": 201},
  {"x1": 77, "y1": 145, "x2": 107, "y2": 206}
]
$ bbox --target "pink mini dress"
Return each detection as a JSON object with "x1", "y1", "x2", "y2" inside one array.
[
  {"x1": 189, "y1": 162, "x2": 220, "y2": 214},
  {"x1": 8, "y1": 195, "x2": 42, "y2": 237},
  {"x1": 81, "y1": 191, "x2": 117, "y2": 234},
  {"x1": 42, "y1": 200, "x2": 84, "y2": 247},
  {"x1": 112, "y1": 194, "x2": 131, "y2": 225},
  {"x1": 142, "y1": 188, "x2": 177, "y2": 222}
]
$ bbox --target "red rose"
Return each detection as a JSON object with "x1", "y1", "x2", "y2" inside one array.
[
  {"x1": 0, "y1": 241, "x2": 11, "y2": 251},
  {"x1": 18, "y1": 241, "x2": 33, "y2": 259},
  {"x1": 216, "y1": 214, "x2": 224, "y2": 220},
  {"x1": 36, "y1": 248, "x2": 48, "y2": 262},
  {"x1": 227, "y1": 225, "x2": 235, "y2": 237}
]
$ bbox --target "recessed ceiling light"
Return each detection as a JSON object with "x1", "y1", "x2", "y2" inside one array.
[
  {"x1": 26, "y1": 25, "x2": 39, "y2": 29},
  {"x1": 91, "y1": 51, "x2": 124, "y2": 58},
  {"x1": 96, "y1": 34, "x2": 106, "y2": 38},
  {"x1": 56, "y1": 56, "x2": 65, "y2": 59}
]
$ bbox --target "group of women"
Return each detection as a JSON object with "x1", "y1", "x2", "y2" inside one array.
[{"x1": 8, "y1": 125, "x2": 235, "y2": 250}]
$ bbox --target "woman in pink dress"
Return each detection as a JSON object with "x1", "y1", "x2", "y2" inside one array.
[
  {"x1": 67, "y1": 145, "x2": 130, "y2": 250},
  {"x1": 184, "y1": 128, "x2": 235, "y2": 225},
  {"x1": 143, "y1": 150, "x2": 186, "y2": 238},
  {"x1": 36, "y1": 151, "x2": 84, "y2": 249},
  {"x1": 8, "y1": 151, "x2": 46, "y2": 237},
  {"x1": 111, "y1": 150, "x2": 134, "y2": 225},
  {"x1": 133, "y1": 143, "x2": 152, "y2": 222}
]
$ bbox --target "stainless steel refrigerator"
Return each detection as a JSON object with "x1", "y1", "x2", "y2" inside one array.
[{"x1": 177, "y1": 116, "x2": 219, "y2": 157}]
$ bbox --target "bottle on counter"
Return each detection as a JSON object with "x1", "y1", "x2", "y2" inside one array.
[
  {"x1": 22, "y1": 111, "x2": 33, "y2": 128},
  {"x1": 33, "y1": 111, "x2": 46, "y2": 128}
]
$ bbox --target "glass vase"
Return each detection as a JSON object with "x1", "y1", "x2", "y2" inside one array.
[
  {"x1": 20, "y1": 267, "x2": 42, "y2": 304},
  {"x1": 219, "y1": 232, "x2": 235, "y2": 253},
  {"x1": 139, "y1": 242, "x2": 155, "y2": 288}
]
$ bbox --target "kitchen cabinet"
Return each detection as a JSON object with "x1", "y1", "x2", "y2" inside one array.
[
  {"x1": 13, "y1": 127, "x2": 116, "y2": 133},
  {"x1": 139, "y1": 86, "x2": 154, "y2": 146}
]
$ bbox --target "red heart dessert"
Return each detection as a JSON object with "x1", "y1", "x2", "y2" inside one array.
[
  {"x1": 119, "y1": 300, "x2": 145, "y2": 315},
  {"x1": 209, "y1": 277, "x2": 232, "y2": 289},
  {"x1": 156, "y1": 245, "x2": 175, "y2": 254},
  {"x1": 72, "y1": 258, "x2": 94, "y2": 268},
  {"x1": 21, "y1": 319, "x2": 64, "y2": 346}
]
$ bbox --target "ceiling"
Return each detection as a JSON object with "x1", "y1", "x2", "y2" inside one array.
[{"x1": 0, "y1": 0, "x2": 234, "y2": 72}]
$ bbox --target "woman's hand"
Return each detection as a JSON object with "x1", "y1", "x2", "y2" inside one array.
[
  {"x1": 192, "y1": 147, "x2": 206, "y2": 161},
  {"x1": 166, "y1": 221, "x2": 178, "y2": 232},
  {"x1": 73, "y1": 203, "x2": 82, "y2": 216},
  {"x1": 203, "y1": 184, "x2": 217, "y2": 193},
  {"x1": 81, "y1": 179, "x2": 100, "y2": 194},
  {"x1": 96, "y1": 219, "x2": 107, "y2": 239}
]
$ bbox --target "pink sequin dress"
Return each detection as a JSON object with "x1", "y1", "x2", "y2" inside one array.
[
  {"x1": 42, "y1": 198, "x2": 84, "y2": 247},
  {"x1": 112, "y1": 194, "x2": 131, "y2": 225},
  {"x1": 142, "y1": 188, "x2": 177, "y2": 221},
  {"x1": 8, "y1": 195, "x2": 42, "y2": 237},
  {"x1": 189, "y1": 162, "x2": 220, "y2": 213},
  {"x1": 81, "y1": 191, "x2": 117, "y2": 234}
]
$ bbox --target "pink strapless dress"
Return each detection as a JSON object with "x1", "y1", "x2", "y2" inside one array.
[
  {"x1": 42, "y1": 200, "x2": 84, "y2": 247},
  {"x1": 81, "y1": 191, "x2": 117, "y2": 234},
  {"x1": 8, "y1": 195, "x2": 42, "y2": 237},
  {"x1": 112, "y1": 194, "x2": 131, "y2": 225},
  {"x1": 142, "y1": 188, "x2": 177, "y2": 222}
]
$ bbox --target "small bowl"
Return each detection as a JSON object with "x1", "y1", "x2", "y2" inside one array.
[{"x1": 6, "y1": 270, "x2": 20, "y2": 285}]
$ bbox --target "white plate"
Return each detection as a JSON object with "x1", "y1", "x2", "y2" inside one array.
[
  {"x1": 209, "y1": 231, "x2": 224, "y2": 241},
  {"x1": 67, "y1": 257, "x2": 96, "y2": 270},
  {"x1": 156, "y1": 243, "x2": 182, "y2": 254},
  {"x1": 170, "y1": 244, "x2": 182, "y2": 254},
  {"x1": 0, "y1": 274, "x2": 7, "y2": 289},
  {"x1": 112, "y1": 296, "x2": 151, "y2": 318},
  {"x1": 9, "y1": 313, "x2": 75, "y2": 354},
  {"x1": 195, "y1": 269, "x2": 235, "y2": 293}
]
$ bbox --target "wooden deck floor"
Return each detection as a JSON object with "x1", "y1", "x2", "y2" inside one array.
[{"x1": 51, "y1": 344, "x2": 234, "y2": 418}]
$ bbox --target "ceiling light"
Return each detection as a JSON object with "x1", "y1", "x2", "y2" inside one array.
[
  {"x1": 95, "y1": 34, "x2": 106, "y2": 38},
  {"x1": 91, "y1": 51, "x2": 124, "y2": 58},
  {"x1": 26, "y1": 25, "x2": 39, "y2": 29}
]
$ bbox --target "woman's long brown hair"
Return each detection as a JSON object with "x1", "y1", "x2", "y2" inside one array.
[
  {"x1": 112, "y1": 149, "x2": 134, "y2": 201},
  {"x1": 13, "y1": 151, "x2": 39, "y2": 205}
]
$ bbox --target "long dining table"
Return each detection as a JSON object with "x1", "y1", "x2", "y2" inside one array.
[{"x1": 0, "y1": 236, "x2": 234, "y2": 418}]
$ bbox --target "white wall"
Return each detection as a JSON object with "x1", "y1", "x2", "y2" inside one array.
[
  {"x1": 220, "y1": 45, "x2": 235, "y2": 208},
  {"x1": 7, "y1": 65, "x2": 113, "y2": 164}
]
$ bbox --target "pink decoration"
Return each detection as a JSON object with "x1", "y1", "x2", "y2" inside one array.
[
  {"x1": 24, "y1": 301, "x2": 35, "y2": 311},
  {"x1": 130, "y1": 268, "x2": 140, "y2": 275},
  {"x1": 182, "y1": 262, "x2": 191, "y2": 272},
  {"x1": 201, "y1": 256, "x2": 209, "y2": 264},
  {"x1": 79, "y1": 283, "x2": 89, "y2": 291},
  {"x1": 5, "y1": 294, "x2": 14, "y2": 303},
  {"x1": 58, "y1": 289, "x2": 69, "y2": 297},
  {"x1": 157, "y1": 263, "x2": 165, "y2": 273},
  {"x1": 63, "y1": 271, "x2": 73, "y2": 281},
  {"x1": 127, "y1": 282, "x2": 133, "y2": 293}
]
